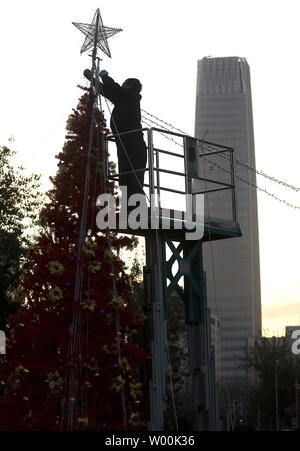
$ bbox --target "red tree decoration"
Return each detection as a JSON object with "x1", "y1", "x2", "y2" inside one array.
[{"x1": 0, "y1": 87, "x2": 148, "y2": 431}]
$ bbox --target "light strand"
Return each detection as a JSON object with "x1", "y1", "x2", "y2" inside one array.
[
  {"x1": 141, "y1": 109, "x2": 300, "y2": 194},
  {"x1": 141, "y1": 115, "x2": 300, "y2": 210}
]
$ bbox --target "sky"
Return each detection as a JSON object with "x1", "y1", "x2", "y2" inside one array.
[{"x1": 0, "y1": 0, "x2": 300, "y2": 335}]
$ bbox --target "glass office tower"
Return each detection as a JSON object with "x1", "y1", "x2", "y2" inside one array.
[{"x1": 195, "y1": 57, "x2": 262, "y2": 382}]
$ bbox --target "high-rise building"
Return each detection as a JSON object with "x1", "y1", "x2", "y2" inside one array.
[{"x1": 194, "y1": 57, "x2": 262, "y2": 382}]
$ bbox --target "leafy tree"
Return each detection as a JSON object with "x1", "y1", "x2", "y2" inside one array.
[
  {"x1": 0, "y1": 145, "x2": 42, "y2": 329},
  {"x1": 244, "y1": 335, "x2": 300, "y2": 430},
  {"x1": 164, "y1": 293, "x2": 193, "y2": 430},
  {"x1": 127, "y1": 249, "x2": 144, "y2": 307},
  {"x1": 127, "y1": 252, "x2": 193, "y2": 430}
]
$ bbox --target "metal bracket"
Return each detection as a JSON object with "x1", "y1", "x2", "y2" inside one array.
[{"x1": 161, "y1": 233, "x2": 206, "y2": 324}]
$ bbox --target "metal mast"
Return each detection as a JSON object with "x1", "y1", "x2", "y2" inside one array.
[{"x1": 61, "y1": 8, "x2": 122, "y2": 431}]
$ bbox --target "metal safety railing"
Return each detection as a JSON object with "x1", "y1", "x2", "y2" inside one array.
[{"x1": 104, "y1": 127, "x2": 237, "y2": 224}]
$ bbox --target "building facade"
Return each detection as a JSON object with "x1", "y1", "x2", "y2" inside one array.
[{"x1": 195, "y1": 57, "x2": 262, "y2": 382}]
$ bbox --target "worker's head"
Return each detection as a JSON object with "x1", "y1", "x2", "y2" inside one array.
[{"x1": 122, "y1": 78, "x2": 142, "y2": 93}]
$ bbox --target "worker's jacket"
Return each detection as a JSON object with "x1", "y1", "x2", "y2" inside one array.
[{"x1": 98, "y1": 74, "x2": 143, "y2": 136}]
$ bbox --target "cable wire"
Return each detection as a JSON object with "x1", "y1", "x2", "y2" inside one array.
[
  {"x1": 99, "y1": 83, "x2": 179, "y2": 430},
  {"x1": 141, "y1": 109, "x2": 300, "y2": 196},
  {"x1": 140, "y1": 114, "x2": 300, "y2": 210},
  {"x1": 200, "y1": 141, "x2": 235, "y2": 431}
]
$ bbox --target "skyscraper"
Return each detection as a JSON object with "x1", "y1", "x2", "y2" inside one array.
[{"x1": 195, "y1": 57, "x2": 261, "y2": 382}]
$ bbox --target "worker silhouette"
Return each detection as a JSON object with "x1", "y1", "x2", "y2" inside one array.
[{"x1": 84, "y1": 69, "x2": 147, "y2": 203}]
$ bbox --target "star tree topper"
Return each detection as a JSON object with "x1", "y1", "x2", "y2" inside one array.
[{"x1": 72, "y1": 8, "x2": 122, "y2": 57}]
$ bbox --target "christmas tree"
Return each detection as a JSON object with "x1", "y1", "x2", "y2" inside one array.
[{"x1": 0, "y1": 87, "x2": 148, "y2": 431}]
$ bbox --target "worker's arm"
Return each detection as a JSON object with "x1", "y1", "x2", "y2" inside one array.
[
  {"x1": 83, "y1": 68, "x2": 105, "y2": 94},
  {"x1": 99, "y1": 71, "x2": 123, "y2": 104},
  {"x1": 83, "y1": 69, "x2": 123, "y2": 104}
]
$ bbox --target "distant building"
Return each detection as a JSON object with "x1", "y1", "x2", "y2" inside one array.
[{"x1": 195, "y1": 56, "x2": 262, "y2": 383}]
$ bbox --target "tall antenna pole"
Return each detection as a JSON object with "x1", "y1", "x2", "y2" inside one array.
[
  {"x1": 66, "y1": 11, "x2": 100, "y2": 431},
  {"x1": 61, "y1": 9, "x2": 122, "y2": 431},
  {"x1": 89, "y1": 10, "x2": 100, "y2": 87}
]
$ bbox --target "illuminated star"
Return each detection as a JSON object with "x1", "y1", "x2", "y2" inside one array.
[{"x1": 72, "y1": 8, "x2": 122, "y2": 58}]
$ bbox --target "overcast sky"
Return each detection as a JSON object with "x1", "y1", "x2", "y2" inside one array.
[{"x1": 1, "y1": 0, "x2": 300, "y2": 335}]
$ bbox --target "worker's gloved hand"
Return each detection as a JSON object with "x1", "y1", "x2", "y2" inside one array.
[
  {"x1": 83, "y1": 69, "x2": 92, "y2": 81},
  {"x1": 99, "y1": 70, "x2": 108, "y2": 78},
  {"x1": 83, "y1": 69, "x2": 103, "y2": 94}
]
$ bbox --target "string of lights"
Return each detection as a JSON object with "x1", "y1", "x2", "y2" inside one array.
[
  {"x1": 141, "y1": 109, "x2": 300, "y2": 194},
  {"x1": 201, "y1": 140, "x2": 300, "y2": 193},
  {"x1": 141, "y1": 113, "x2": 300, "y2": 210},
  {"x1": 141, "y1": 115, "x2": 184, "y2": 148},
  {"x1": 141, "y1": 109, "x2": 186, "y2": 134},
  {"x1": 237, "y1": 160, "x2": 300, "y2": 192},
  {"x1": 205, "y1": 156, "x2": 300, "y2": 210}
]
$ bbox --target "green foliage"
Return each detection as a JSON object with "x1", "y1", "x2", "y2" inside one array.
[
  {"x1": 245, "y1": 335, "x2": 300, "y2": 430},
  {"x1": 0, "y1": 146, "x2": 42, "y2": 239},
  {"x1": 127, "y1": 250, "x2": 144, "y2": 308},
  {"x1": 0, "y1": 145, "x2": 43, "y2": 328},
  {"x1": 127, "y1": 253, "x2": 193, "y2": 430},
  {"x1": 164, "y1": 292, "x2": 193, "y2": 430}
]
